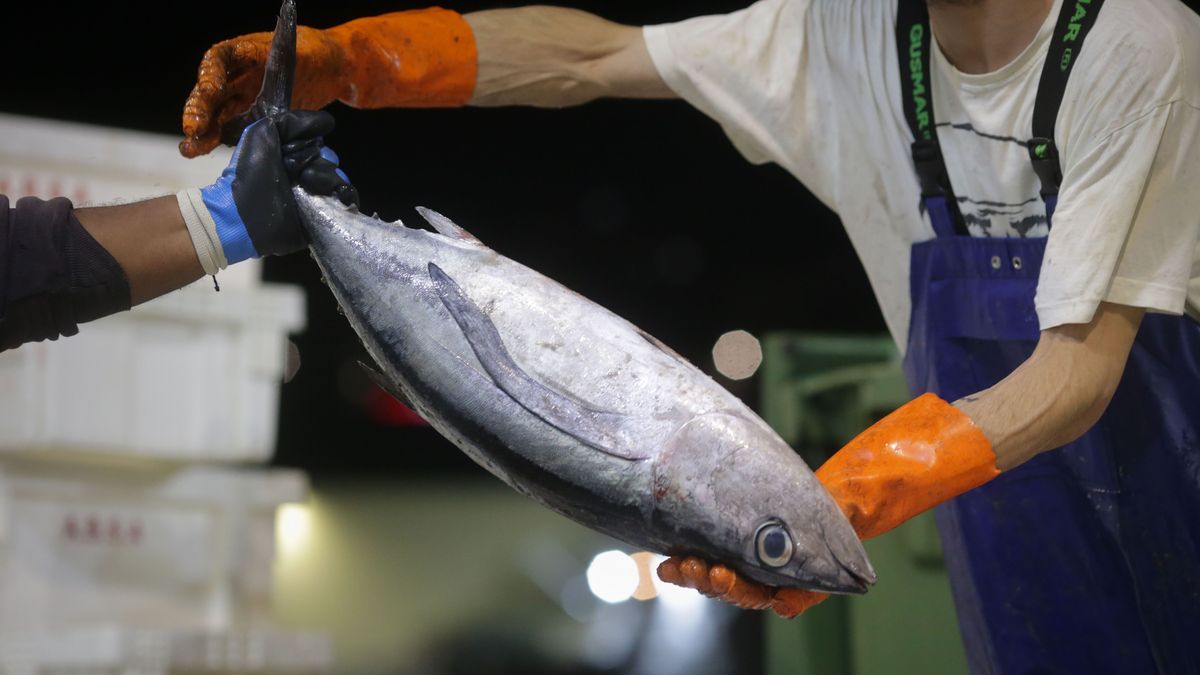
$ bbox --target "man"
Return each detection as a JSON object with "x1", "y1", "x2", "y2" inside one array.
[
  {"x1": 180, "y1": 1, "x2": 1200, "y2": 671},
  {"x1": 0, "y1": 111, "x2": 356, "y2": 351}
]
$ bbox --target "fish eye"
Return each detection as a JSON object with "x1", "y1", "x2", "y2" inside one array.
[{"x1": 754, "y1": 522, "x2": 793, "y2": 568}]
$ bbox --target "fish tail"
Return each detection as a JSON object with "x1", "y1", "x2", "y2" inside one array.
[
  {"x1": 220, "y1": 0, "x2": 297, "y2": 145},
  {"x1": 253, "y1": 0, "x2": 297, "y2": 118}
]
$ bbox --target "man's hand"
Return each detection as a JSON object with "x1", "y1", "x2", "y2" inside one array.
[
  {"x1": 191, "y1": 109, "x2": 357, "y2": 267},
  {"x1": 658, "y1": 555, "x2": 826, "y2": 618},
  {"x1": 658, "y1": 394, "x2": 998, "y2": 617},
  {"x1": 72, "y1": 109, "x2": 356, "y2": 312},
  {"x1": 180, "y1": 9, "x2": 477, "y2": 158},
  {"x1": 182, "y1": 27, "x2": 349, "y2": 158}
]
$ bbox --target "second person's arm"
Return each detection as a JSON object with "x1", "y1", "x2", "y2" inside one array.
[
  {"x1": 467, "y1": 7, "x2": 672, "y2": 107},
  {"x1": 181, "y1": 6, "x2": 673, "y2": 157}
]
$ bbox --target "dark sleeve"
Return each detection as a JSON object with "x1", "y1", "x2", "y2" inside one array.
[{"x1": 0, "y1": 195, "x2": 131, "y2": 352}]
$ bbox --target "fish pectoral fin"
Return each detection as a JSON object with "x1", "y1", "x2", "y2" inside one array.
[
  {"x1": 416, "y1": 207, "x2": 483, "y2": 244},
  {"x1": 428, "y1": 262, "x2": 650, "y2": 461},
  {"x1": 357, "y1": 360, "x2": 416, "y2": 409}
]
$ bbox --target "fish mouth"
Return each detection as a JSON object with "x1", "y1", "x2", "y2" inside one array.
[
  {"x1": 785, "y1": 557, "x2": 874, "y2": 595},
  {"x1": 828, "y1": 553, "x2": 877, "y2": 594},
  {"x1": 808, "y1": 520, "x2": 877, "y2": 595}
]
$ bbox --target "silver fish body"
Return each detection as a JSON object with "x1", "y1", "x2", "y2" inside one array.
[{"x1": 298, "y1": 192, "x2": 875, "y2": 594}]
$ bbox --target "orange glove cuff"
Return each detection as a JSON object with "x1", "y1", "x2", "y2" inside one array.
[
  {"x1": 816, "y1": 393, "x2": 999, "y2": 541},
  {"x1": 328, "y1": 7, "x2": 477, "y2": 109}
]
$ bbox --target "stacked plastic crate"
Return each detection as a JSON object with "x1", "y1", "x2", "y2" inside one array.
[{"x1": 0, "y1": 114, "x2": 331, "y2": 674}]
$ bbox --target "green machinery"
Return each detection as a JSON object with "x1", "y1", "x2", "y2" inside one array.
[{"x1": 759, "y1": 333, "x2": 967, "y2": 675}]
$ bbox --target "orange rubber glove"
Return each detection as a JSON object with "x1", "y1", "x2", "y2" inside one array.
[
  {"x1": 181, "y1": 8, "x2": 477, "y2": 158},
  {"x1": 658, "y1": 393, "x2": 999, "y2": 618}
]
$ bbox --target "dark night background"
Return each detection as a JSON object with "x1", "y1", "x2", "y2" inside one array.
[{"x1": 9, "y1": 1, "x2": 1189, "y2": 480}]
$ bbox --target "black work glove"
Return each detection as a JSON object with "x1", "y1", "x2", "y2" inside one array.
[{"x1": 198, "y1": 109, "x2": 358, "y2": 262}]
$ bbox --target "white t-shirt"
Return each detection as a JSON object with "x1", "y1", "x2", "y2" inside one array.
[{"x1": 644, "y1": 0, "x2": 1200, "y2": 350}]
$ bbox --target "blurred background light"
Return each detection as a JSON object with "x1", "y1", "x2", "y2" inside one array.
[
  {"x1": 276, "y1": 502, "x2": 313, "y2": 559},
  {"x1": 712, "y1": 329, "x2": 763, "y2": 380},
  {"x1": 586, "y1": 550, "x2": 639, "y2": 604},
  {"x1": 630, "y1": 551, "x2": 659, "y2": 601}
]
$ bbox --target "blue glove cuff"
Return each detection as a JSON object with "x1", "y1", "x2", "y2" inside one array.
[{"x1": 200, "y1": 178, "x2": 260, "y2": 265}]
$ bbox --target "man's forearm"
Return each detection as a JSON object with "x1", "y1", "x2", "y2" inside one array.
[
  {"x1": 0, "y1": 196, "x2": 134, "y2": 351},
  {"x1": 466, "y1": 7, "x2": 674, "y2": 107},
  {"x1": 954, "y1": 302, "x2": 1144, "y2": 470},
  {"x1": 76, "y1": 196, "x2": 204, "y2": 306}
]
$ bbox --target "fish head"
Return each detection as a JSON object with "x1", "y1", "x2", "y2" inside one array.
[{"x1": 653, "y1": 413, "x2": 875, "y2": 594}]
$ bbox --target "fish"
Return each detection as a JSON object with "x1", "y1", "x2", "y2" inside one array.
[{"x1": 250, "y1": 0, "x2": 874, "y2": 594}]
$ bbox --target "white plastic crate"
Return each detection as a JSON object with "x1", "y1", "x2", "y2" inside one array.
[
  {"x1": 0, "y1": 114, "x2": 329, "y2": 671},
  {"x1": 0, "y1": 283, "x2": 304, "y2": 462},
  {"x1": 0, "y1": 459, "x2": 311, "y2": 636},
  {"x1": 0, "y1": 627, "x2": 332, "y2": 674}
]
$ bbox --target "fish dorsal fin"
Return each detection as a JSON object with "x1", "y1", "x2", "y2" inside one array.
[
  {"x1": 427, "y1": 262, "x2": 649, "y2": 461},
  {"x1": 417, "y1": 207, "x2": 483, "y2": 244}
]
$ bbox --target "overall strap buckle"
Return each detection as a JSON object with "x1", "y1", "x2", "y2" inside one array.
[
  {"x1": 1027, "y1": 137, "x2": 1062, "y2": 199},
  {"x1": 913, "y1": 139, "x2": 967, "y2": 238},
  {"x1": 912, "y1": 139, "x2": 951, "y2": 198}
]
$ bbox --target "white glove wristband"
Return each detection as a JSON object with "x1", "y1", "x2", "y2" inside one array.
[{"x1": 175, "y1": 188, "x2": 228, "y2": 276}]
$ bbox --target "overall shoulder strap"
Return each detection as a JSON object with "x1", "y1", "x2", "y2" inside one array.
[
  {"x1": 1029, "y1": 0, "x2": 1106, "y2": 217},
  {"x1": 896, "y1": 0, "x2": 967, "y2": 237}
]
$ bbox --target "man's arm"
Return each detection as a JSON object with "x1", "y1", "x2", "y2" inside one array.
[
  {"x1": 668, "y1": 301, "x2": 1145, "y2": 616},
  {"x1": 76, "y1": 197, "x2": 202, "y2": 306},
  {"x1": 181, "y1": 7, "x2": 673, "y2": 157},
  {"x1": 95, "y1": 110, "x2": 359, "y2": 307},
  {"x1": 466, "y1": 7, "x2": 673, "y2": 107},
  {"x1": 957, "y1": 302, "x2": 1144, "y2": 470},
  {"x1": 0, "y1": 111, "x2": 356, "y2": 352}
]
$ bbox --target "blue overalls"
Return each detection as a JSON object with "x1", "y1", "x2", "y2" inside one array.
[{"x1": 895, "y1": 1, "x2": 1200, "y2": 672}]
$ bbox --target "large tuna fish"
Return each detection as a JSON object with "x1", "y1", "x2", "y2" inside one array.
[{"x1": 252, "y1": 0, "x2": 874, "y2": 594}]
